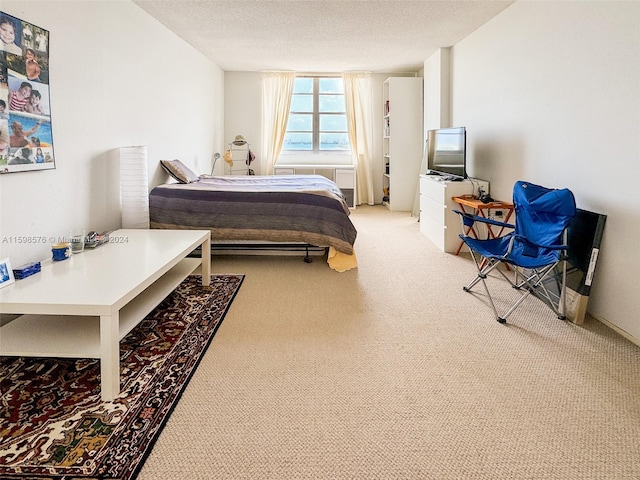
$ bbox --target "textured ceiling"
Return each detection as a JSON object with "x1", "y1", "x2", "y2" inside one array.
[{"x1": 132, "y1": 0, "x2": 515, "y2": 73}]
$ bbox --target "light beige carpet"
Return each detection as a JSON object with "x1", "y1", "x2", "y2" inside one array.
[{"x1": 139, "y1": 205, "x2": 640, "y2": 479}]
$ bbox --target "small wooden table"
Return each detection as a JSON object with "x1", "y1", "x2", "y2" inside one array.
[
  {"x1": 0, "y1": 229, "x2": 211, "y2": 401},
  {"x1": 452, "y1": 195, "x2": 515, "y2": 255}
]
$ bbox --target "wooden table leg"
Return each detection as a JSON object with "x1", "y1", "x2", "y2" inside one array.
[{"x1": 455, "y1": 204, "x2": 481, "y2": 255}]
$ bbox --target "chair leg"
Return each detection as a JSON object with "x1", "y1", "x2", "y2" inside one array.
[
  {"x1": 508, "y1": 263, "x2": 567, "y2": 320},
  {"x1": 529, "y1": 265, "x2": 567, "y2": 319},
  {"x1": 463, "y1": 254, "x2": 569, "y2": 324},
  {"x1": 463, "y1": 253, "x2": 506, "y2": 323},
  {"x1": 463, "y1": 255, "x2": 502, "y2": 292}
]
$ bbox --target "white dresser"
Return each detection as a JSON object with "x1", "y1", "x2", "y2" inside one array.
[{"x1": 419, "y1": 175, "x2": 489, "y2": 252}]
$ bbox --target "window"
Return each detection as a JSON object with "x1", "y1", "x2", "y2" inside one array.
[{"x1": 283, "y1": 77, "x2": 350, "y2": 152}]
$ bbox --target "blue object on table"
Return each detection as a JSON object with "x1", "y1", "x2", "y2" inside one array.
[
  {"x1": 13, "y1": 261, "x2": 42, "y2": 279},
  {"x1": 52, "y1": 243, "x2": 71, "y2": 261}
]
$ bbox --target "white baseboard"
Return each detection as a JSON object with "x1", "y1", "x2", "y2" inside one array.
[{"x1": 591, "y1": 313, "x2": 640, "y2": 348}]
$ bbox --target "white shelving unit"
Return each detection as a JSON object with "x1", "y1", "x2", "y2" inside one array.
[
  {"x1": 225, "y1": 142, "x2": 254, "y2": 175},
  {"x1": 382, "y1": 77, "x2": 423, "y2": 211}
]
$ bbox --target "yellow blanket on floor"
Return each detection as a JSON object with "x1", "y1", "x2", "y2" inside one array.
[{"x1": 327, "y1": 246, "x2": 357, "y2": 272}]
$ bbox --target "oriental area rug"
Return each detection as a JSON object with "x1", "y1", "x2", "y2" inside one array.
[{"x1": 0, "y1": 274, "x2": 244, "y2": 480}]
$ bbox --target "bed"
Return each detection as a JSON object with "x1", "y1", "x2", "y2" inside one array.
[{"x1": 149, "y1": 166, "x2": 357, "y2": 271}]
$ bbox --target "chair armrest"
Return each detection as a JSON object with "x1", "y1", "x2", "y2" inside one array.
[
  {"x1": 453, "y1": 210, "x2": 514, "y2": 230},
  {"x1": 514, "y1": 235, "x2": 569, "y2": 251}
]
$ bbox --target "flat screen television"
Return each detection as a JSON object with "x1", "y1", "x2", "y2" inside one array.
[{"x1": 426, "y1": 127, "x2": 467, "y2": 179}]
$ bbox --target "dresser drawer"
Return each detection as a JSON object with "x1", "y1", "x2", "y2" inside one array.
[
  {"x1": 420, "y1": 194, "x2": 445, "y2": 224},
  {"x1": 419, "y1": 216, "x2": 445, "y2": 251},
  {"x1": 420, "y1": 176, "x2": 446, "y2": 204}
]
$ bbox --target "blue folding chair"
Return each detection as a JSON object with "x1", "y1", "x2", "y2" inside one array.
[{"x1": 455, "y1": 181, "x2": 577, "y2": 323}]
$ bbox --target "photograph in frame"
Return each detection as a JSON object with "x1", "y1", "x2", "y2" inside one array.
[
  {"x1": 0, "y1": 256, "x2": 15, "y2": 288},
  {"x1": 0, "y1": 10, "x2": 54, "y2": 174}
]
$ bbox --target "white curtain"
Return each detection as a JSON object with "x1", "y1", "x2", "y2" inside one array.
[
  {"x1": 343, "y1": 72, "x2": 374, "y2": 205},
  {"x1": 261, "y1": 72, "x2": 295, "y2": 175}
]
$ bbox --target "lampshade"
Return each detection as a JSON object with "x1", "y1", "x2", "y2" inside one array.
[{"x1": 119, "y1": 146, "x2": 149, "y2": 229}]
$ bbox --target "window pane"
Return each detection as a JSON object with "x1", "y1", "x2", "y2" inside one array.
[
  {"x1": 319, "y1": 114, "x2": 347, "y2": 132},
  {"x1": 319, "y1": 78, "x2": 344, "y2": 94},
  {"x1": 293, "y1": 77, "x2": 313, "y2": 94},
  {"x1": 283, "y1": 132, "x2": 312, "y2": 150},
  {"x1": 290, "y1": 94, "x2": 313, "y2": 112},
  {"x1": 319, "y1": 132, "x2": 350, "y2": 151},
  {"x1": 287, "y1": 113, "x2": 312, "y2": 131},
  {"x1": 319, "y1": 94, "x2": 345, "y2": 112}
]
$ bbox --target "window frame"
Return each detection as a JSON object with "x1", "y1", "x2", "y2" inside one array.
[{"x1": 284, "y1": 76, "x2": 350, "y2": 154}]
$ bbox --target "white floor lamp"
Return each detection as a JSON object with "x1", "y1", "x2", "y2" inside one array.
[{"x1": 119, "y1": 146, "x2": 149, "y2": 229}]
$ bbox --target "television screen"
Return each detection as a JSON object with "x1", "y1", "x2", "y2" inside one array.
[{"x1": 426, "y1": 127, "x2": 466, "y2": 178}]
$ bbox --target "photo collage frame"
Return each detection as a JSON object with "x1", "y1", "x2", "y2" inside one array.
[{"x1": 0, "y1": 11, "x2": 54, "y2": 173}]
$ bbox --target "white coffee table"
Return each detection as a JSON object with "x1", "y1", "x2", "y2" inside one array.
[{"x1": 0, "y1": 229, "x2": 211, "y2": 401}]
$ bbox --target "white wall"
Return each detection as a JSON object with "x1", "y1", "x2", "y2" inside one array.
[
  {"x1": 0, "y1": 0, "x2": 224, "y2": 267},
  {"x1": 440, "y1": 1, "x2": 640, "y2": 340},
  {"x1": 223, "y1": 72, "x2": 262, "y2": 173},
  {"x1": 423, "y1": 48, "x2": 450, "y2": 132}
]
